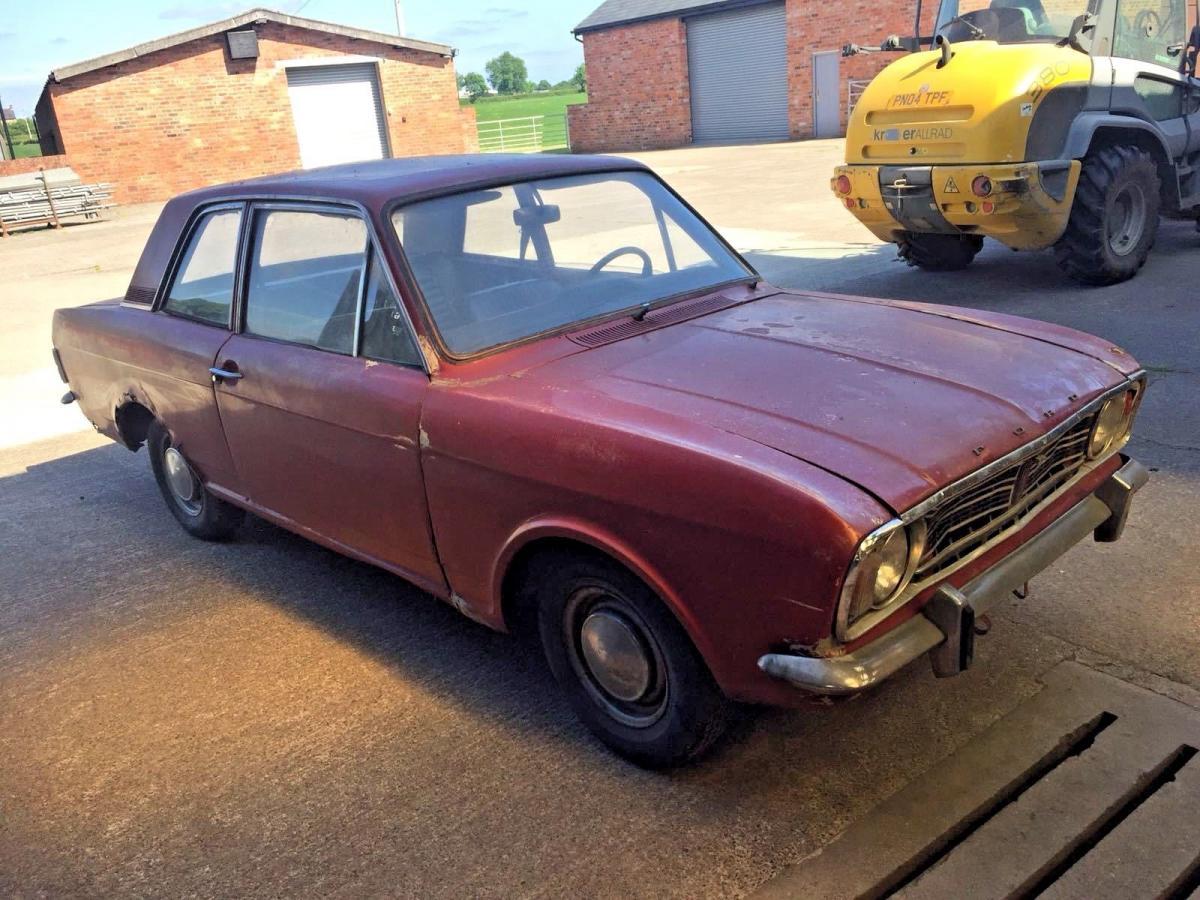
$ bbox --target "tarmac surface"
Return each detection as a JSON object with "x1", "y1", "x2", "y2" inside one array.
[{"x1": 2, "y1": 139, "x2": 1198, "y2": 897}]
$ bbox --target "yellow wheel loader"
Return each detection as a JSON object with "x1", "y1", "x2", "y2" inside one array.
[{"x1": 835, "y1": 0, "x2": 1200, "y2": 284}]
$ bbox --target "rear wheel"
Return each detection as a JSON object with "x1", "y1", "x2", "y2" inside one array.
[
  {"x1": 897, "y1": 232, "x2": 984, "y2": 271},
  {"x1": 148, "y1": 421, "x2": 243, "y2": 540},
  {"x1": 533, "y1": 551, "x2": 731, "y2": 768},
  {"x1": 1054, "y1": 146, "x2": 1160, "y2": 285}
]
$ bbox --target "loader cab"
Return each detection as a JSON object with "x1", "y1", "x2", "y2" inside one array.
[
  {"x1": 932, "y1": 0, "x2": 1199, "y2": 157},
  {"x1": 932, "y1": 0, "x2": 1193, "y2": 65}
]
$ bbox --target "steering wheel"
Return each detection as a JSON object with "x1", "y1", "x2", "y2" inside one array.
[{"x1": 589, "y1": 246, "x2": 653, "y2": 277}]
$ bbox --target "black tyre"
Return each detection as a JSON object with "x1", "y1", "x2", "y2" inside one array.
[
  {"x1": 1054, "y1": 146, "x2": 1160, "y2": 286},
  {"x1": 896, "y1": 232, "x2": 984, "y2": 271},
  {"x1": 148, "y1": 421, "x2": 244, "y2": 540},
  {"x1": 533, "y1": 551, "x2": 731, "y2": 768}
]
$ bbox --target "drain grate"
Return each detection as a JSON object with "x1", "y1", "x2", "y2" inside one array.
[
  {"x1": 753, "y1": 663, "x2": 1200, "y2": 900},
  {"x1": 877, "y1": 712, "x2": 1118, "y2": 899}
]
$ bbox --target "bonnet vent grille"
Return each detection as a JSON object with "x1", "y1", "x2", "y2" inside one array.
[{"x1": 568, "y1": 293, "x2": 742, "y2": 348}]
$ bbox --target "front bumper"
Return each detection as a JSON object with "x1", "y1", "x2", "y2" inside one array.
[
  {"x1": 832, "y1": 159, "x2": 1082, "y2": 251},
  {"x1": 758, "y1": 456, "x2": 1148, "y2": 696}
]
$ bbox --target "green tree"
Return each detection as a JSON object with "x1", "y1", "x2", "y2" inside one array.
[
  {"x1": 461, "y1": 72, "x2": 488, "y2": 101},
  {"x1": 536, "y1": 79, "x2": 551, "y2": 91},
  {"x1": 571, "y1": 63, "x2": 586, "y2": 92},
  {"x1": 485, "y1": 52, "x2": 528, "y2": 94},
  {"x1": 456, "y1": 73, "x2": 466, "y2": 90}
]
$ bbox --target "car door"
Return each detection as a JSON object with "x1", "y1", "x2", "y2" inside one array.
[
  {"x1": 1109, "y1": 0, "x2": 1199, "y2": 158},
  {"x1": 211, "y1": 202, "x2": 445, "y2": 592},
  {"x1": 150, "y1": 203, "x2": 245, "y2": 494}
]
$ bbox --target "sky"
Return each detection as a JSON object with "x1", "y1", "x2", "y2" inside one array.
[{"x1": 0, "y1": 0, "x2": 596, "y2": 116}]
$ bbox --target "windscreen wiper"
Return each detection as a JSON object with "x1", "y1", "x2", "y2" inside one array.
[{"x1": 942, "y1": 15, "x2": 987, "y2": 39}]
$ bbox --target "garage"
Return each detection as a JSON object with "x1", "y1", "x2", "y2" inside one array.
[
  {"x1": 285, "y1": 62, "x2": 390, "y2": 169},
  {"x1": 686, "y1": 3, "x2": 789, "y2": 142},
  {"x1": 30, "y1": 9, "x2": 475, "y2": 204}
]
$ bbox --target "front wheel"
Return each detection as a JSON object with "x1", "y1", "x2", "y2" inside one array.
[
  {"x1": 148, "y1": 422, "x2": 244, "y2": 540},
  {"x1": 1054, "y1": 146, "x2": 1160, "y2": 285},
  {"x1": 534, "y1": 552, "x2": 731, "y2": 768},
  {"x1": 897, "y1": 232, "x2": 984, "y2": 271}
]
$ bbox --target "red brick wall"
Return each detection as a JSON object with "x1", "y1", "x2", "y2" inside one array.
[
  {"x1": 0, "y1": 154, "x2": 72, "y2": 177},
  {"x1": 567, "y1": 0, "x2": 919, "y2": 150},
  {"x1": 786, "y1": 0, "x2": 917, "y2": 138},
  {"x1": 568, "y1": 18, "x2": 692, "y2": 152},
  {"x1": 44, "y1": 21, "x2": 474, "y2": 203}
]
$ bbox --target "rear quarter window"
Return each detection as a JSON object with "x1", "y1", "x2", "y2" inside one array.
[{"x1": 162, "y1": 208, "x2": 242, "y2": 327}]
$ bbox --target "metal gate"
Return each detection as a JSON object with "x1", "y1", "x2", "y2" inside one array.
[
  {"x1": 285, "y1": 63, "x2": 390, "y2": 169},
  {"x1": 686, "y1": 2, "x2": 789, "y2": 143}
]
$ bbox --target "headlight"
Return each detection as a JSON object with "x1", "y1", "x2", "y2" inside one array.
[
  {"x1": 1088, "y1": 387, "x2": 1139, "y2": 459},
  {"x1": 837, "y1": 519, "x2": 924, "y2": 640}
]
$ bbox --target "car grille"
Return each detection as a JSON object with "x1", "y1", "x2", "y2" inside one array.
[{"x1": 914, "y1": 414, "x2": 1096, "y2": 582}]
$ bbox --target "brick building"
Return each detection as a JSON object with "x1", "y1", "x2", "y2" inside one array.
[
  {"x1": 568, "y1": 0, "x2": 924, "y2": 152},
  {"x1": 30, "y1": 8, "x2": 477, "y2": 203}
]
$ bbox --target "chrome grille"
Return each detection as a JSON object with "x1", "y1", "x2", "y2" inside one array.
[{"x1": 915, "y1": 414, "x2": 1095, "y2": 581}]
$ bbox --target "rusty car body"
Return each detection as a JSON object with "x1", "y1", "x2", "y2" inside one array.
[{"x1": 52, "y1": 155, "x2": 1148, "y2": 766}]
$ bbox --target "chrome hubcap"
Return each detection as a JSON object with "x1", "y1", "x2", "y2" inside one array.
[
  {"x1": 579, "y1": 610, "x2": 653, "y2": 702},
  {"x1": 564, "y1": 586, "x2": 668, "y2": 728},
  {"x1": 163, "y1": 446, "x2": 202, "y2": 515},
  {"x1": 1108, "y1": 184, "x2": 1147, "y2": 257}
]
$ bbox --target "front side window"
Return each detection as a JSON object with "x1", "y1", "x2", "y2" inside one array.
[
  {"x1": 934, "y1": 0, "x2": 1091, "y2": 44},
  {"x1": 163, "y1": 208, "x2": 241, "y2": 326},
  {"x1": 392, "y1": 171, "x2": 752, "y2": 356},
  {"x1": 244, "y1": 209, "x2": 368, "y2": 354}
]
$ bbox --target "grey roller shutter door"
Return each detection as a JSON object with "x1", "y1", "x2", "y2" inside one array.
[
  {"x1": 286, "y1": 63, "x2": 390, "y2": 169},
  {"x1": 686, "y1": 2, "x2": 789, "y2": 143}
]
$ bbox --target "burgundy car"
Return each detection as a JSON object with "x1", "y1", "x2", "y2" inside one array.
[{"x1": 52, "y1": 155, "x2": 1148, "y2": 767}]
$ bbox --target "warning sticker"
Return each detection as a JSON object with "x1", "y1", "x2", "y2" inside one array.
[{"x1": 944, "y1": 177, "x2": 961, "y2": 194}]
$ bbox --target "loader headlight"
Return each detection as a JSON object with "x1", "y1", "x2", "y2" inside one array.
[{"x1": 837, "y1": 519, "x2": 925, "y2": 639}]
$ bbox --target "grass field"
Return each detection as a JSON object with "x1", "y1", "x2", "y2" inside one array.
[
  {"x1": 464, "y1": 91, "x2": 588, "y2": 122},
  {"x1": 4, "y1": 118, "x2": 43, "y2": 158},
  {"x1": 465, "y1": 91, "x2": 587, "y2": 151},
  {"x1": 11, "y1": 141, "x2": 44, "y2": 159}
]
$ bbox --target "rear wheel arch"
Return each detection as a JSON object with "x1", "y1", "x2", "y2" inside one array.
[
  {"x1": 1083, "y1": 125, "x2": 1177, "y2": 211},
  {"x1": 114, "y1": 399, "x2": 156, "y2": 451}
]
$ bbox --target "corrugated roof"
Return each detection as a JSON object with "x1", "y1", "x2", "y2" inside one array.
[
  {"x1": 574, "y1": 0, "x2": 757, "y2": 33},
  {"x1": 50, "y1": 8, "x2": 454, "y2": 82}
]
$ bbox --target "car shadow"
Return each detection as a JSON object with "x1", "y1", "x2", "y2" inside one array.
[{"x1": 3, "y1": 435, "x2": 1058, "y2": 788}]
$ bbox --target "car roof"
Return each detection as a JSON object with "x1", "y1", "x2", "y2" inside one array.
[{"x1": 178, "y1": 154, "x2": 651, "y2": 208}]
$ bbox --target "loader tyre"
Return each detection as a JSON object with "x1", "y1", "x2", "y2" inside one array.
[
  {"x1": 1054, "y1": 146, "x2": 1160, "y2": 286},
  {"x1": 896, "y1": 232, "x2": 984, "y2": 271}
]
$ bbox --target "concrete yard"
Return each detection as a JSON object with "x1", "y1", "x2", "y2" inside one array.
[{"x1": 2, "y1": 140, "x2": 1198, "y2": 897}]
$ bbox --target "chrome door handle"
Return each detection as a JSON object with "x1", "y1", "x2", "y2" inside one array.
[{"x1": 209, "y1": 366, "x2": 243, "y2": 382}]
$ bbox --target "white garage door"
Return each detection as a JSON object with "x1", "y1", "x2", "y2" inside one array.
[
  {"x1": 286, "y1": 63, "x2": 389, "y2": 169},
  {"x1": 686, "y1": 3, "x2": 789, "y2": 143}
]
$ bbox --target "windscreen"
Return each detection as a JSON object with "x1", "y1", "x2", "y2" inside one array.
[
  {"x1": 935, "y1": 0, "x2": 1091, "y2": 42},
  {"x1": 391, "y1": 171, "x2": 752, "y2": 356}
]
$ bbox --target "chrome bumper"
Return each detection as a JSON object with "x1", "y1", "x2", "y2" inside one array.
[{"x1": 758, "y1": 457, "x2": 1149, "y2": 696}]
